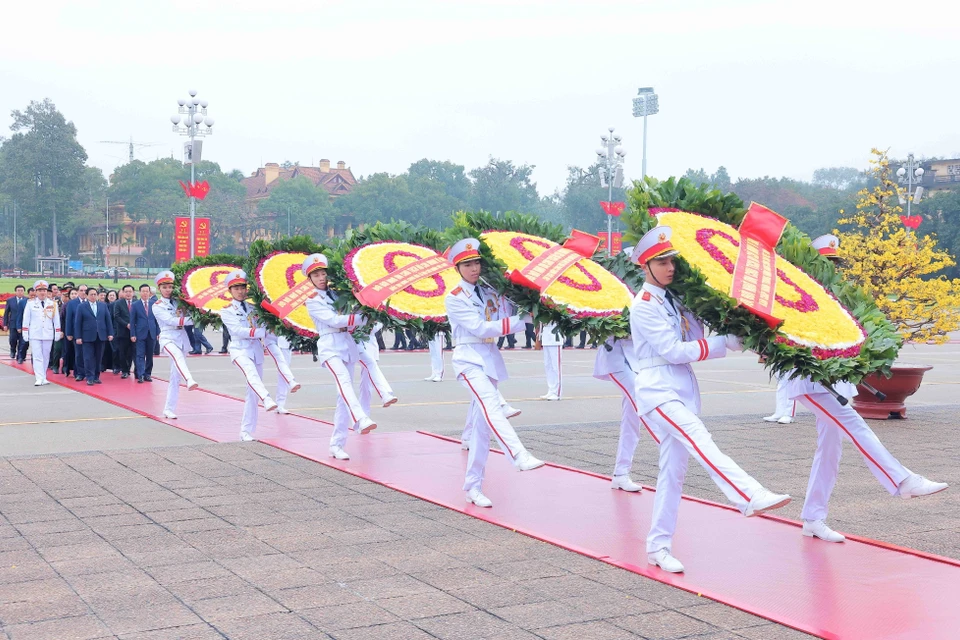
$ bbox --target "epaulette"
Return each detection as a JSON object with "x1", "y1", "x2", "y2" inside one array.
[
  {"x1": 451, "y1": 286, "x2": 463, "y2": 296},
  {"x1": 307, "y1": 290, "x2": 318, "y2": 299},
  {"x1": 641, "y1": 291, "x2": 651, "y2": 301}
]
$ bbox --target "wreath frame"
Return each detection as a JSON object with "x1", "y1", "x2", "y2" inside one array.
[{"x1": 171, "y1": 254, "x2": 245, "y2": 329}]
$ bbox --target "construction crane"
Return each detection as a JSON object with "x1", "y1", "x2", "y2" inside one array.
[{"x1": 98, "y1": 137, "x2": 162, "y2": 163}]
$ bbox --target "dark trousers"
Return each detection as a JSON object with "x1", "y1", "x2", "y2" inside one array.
[
  {"x1": 81, "y1": 340, "x2": 105, "y2": 381},
  {"x1": 194, "y1": 328, "x2": 213, "y2": 352},
  {"x1": 391, "y1": 330, "x2": 406, "y2": 350},
  {"x1": 16, "y1": 333, "x2": 28, "y2": 361},
  {"x1": 9, "y1": 329, "x2": 22, "y2": 358},
  {"x1": 113, "y1": 337, "x2": 133, "y2": 373},
  {"x1": 63, "y1": 338, "x2": 75, "y2": 374},
  {"x1": 405, "y1": 329, "x2": 421, "y2": 350},
  {"x1": 74, "y1": 339, "x2": 86, "y2": 378},
  {"x1": 497, "y1": 333, "x2": 517, "y2": 349},
  {"x1": 220, "y1": 325, "x2": 230, "y2": 351},
  {"x1": 523, "y1": 323, "x2": 536, "y2": 348},
  {"x1": 135, "y1": 337, "x2": 156, "y2": 379},
  {"x1": 375, "y1": 329, "x2": 385, "y2": 351},
  {"x1": 50, "y1": 338, "x2": 63, "y2": 371}
]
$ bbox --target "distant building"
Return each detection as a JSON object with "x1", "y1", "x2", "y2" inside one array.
[
  {"x1": 922, "y1": 158, "x2": 960, "y2": 195},
  {"x1": 77, "y1": 202, "x2": 149, "y2": 269}
]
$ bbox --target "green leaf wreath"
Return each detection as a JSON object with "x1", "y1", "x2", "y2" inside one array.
[
  {"x1": 171, "y1": 253, "x2": 245, "y2": 329},
  {"x1": 621, "y1": 177, "x2": 901, "y2": 386}
]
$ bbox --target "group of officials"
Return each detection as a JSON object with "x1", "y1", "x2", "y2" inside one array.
[{"x1": 7, "y1": 229, "x2": 951, "y2": 574}]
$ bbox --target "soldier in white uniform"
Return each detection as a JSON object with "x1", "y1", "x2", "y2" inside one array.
[
  {"x1": 152, "y1": 271, "x2": 199, "y2": 419},
  {"x1": 425, "y1": 332, "x2": 445, "y2": 381},
  {"x1": 630, "y1": 227, "x2": 792, "y2": 574},
  {"x1": 219, "y1": 270, "x2": 301, "y2": 441},
  {"x1": 445, "y1": 238, "x2": 545, "y2": 508},
  {"x1": 302, "y1": 253, "x2": 376, "y2": 460},
  {"x1": 21, "y1": 280, "x2": 61, "y2": 386},
  {"x1": 784, "y1": 234, "x2": 948, "y2": 543},
  {"x1": 357, "y1": 321, "x2": 398, "y2": 415},
  {"x1": 539, "y1": 322, "x2": 563, "y2": 400}
]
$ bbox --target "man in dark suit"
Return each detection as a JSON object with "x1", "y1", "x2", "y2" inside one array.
[
  {"x1": 75, "y1": 287, "x2": 114, "y2": 385},
  {"x1": 4, "y1": 284, "x2": 27, "y2": 360},
  {"x1": 130, "y1": 283, "x2": 159, "y2": 382},
  {"x1": 65, "y1": 284, "x2": 88, "y2": 380},
  {"x1": 112, "y1": 284, "x2": 135, "y2": 378}
]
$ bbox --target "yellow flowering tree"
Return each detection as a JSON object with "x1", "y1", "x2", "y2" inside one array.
[{"x1": 837, "y1": 148, "x2": 960, "y2": 344}]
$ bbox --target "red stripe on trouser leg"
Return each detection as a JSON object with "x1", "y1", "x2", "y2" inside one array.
[
  {"x1": 358, "y1": 360, "x2": 382, "y2": 397},
  {"x1": 266, "y1": 345, "x2": 293, "y2": 383},
  {"x1": 325, "y1": 358, "x2": 358, "y2": 424},
  {"x1": 163, "y1": 345, "x2": 189, "y2": 383},
  {"x1": 232, "y1": 359, "x2": 266, "y2": 401},
  {"x1": 460, "y1": 373, "x2": 517, "y2": 458},
  {"x1": 803, "y1": 394, "x2": 898, "y2": 487},
  {"x1": 655, "y1": 406, "x2": 750, "y2": 501},
  {"x1": 556, "y1": 347, "x2": 562, "y2": 398},
  {"x1": 610, "y1": 374, "x2": 660, "y2": 444}
]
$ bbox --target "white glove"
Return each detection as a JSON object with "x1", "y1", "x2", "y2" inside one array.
[{"x1": 724, "y1": 334, "x2": 744, "y2": 352}]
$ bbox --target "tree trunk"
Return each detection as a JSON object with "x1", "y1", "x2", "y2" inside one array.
[{"x1": 51, "y1": 200, "x2": 59, "y2": 257}]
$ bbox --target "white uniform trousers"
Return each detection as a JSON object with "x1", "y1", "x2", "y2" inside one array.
[
  {"x1": 161, "y1": 335, "x2": 194, "y2": 415},
  {"x1": 797, "y1": 392, "x2": 911, "y2": 521},
  {"x1": 428, "y1": 334, "x2": 444, "y2": 379},
  {"x1": 773, "y1": 373, "x2": 796, "y2": 418},
  {"x1": 323, "y1": 357, "x2": 368, "y2": 449},
  {"x1": 542, "y1": 345, "x2": 562, "y2": 398},
  {"x1": 235, "y1": 356, "x2": 267, "y2": 436},
  {"x1": 358, "y1": 352, "x2": 393, "y2": 415},
  {"x1": 602, "y1": 369, "x2": 661, "y2": 476},
  {"x1": 460, "y1": 389, "x2": 513, "y2": 448},
  {"x1": 273, "y1": 345, "x2": 294, "y2": 409},
  {"x1": 29, "y1": 340, "x2": 52, "y2": 384},
  {"x1": 644, "y1": 400, "x2": 764, "y2": 553},
  {"x1": 457, "y1": 366, "x2": 528, "y2": 492}
]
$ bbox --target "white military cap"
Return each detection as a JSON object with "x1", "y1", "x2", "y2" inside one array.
[
  {"x1": 447, "y1": 238, "x2": 481, "y2": 266},
  {"x1": 812, "y1": 234, "x2": 840, "y2": 258},
  {"x1": 224, "y1": 269, "x2": 248, "y2": 287},
  {"x1": 33, "y1": 280, "x2": 49, "y2": 290},
  {"x1": 630, "y1": 226, "x2": 678, "y2": 265},
  {"x1": 301, "y1": 253, "x2": 329, "y2": 277},
  {"x1": 155, "y1": 270, "x2": 175, "y2": 286}
]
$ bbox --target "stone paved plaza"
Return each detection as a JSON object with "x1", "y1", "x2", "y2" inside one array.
[{"x1": 1, "y1": 341, "x2": 958, "y2": 639}]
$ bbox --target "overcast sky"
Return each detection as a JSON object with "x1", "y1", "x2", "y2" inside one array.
[{"x1": 2, "y1": 0, "x2": 957, "y2": 195}]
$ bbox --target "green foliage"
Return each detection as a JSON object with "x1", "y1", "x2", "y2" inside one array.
[
  {"x1": 623, "y1": 176, "x2": 901, "y2": 386},
  {"x1": 171, "y1": 253, "x2": 245, "y2": 328},
  {"x1": 257, "y1": 175, "x2": 335, "y2": 242}
]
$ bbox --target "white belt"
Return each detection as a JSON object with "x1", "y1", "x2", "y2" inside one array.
[
  {"x1": 635, "y1": 356, "x2": 670, "y2": 370},
  {"x1": 456, "y1": 337, "x2": 496, "y2": 345},
  {"x1": 318, "y1": 328, "x2": 348, "y2": 337}
]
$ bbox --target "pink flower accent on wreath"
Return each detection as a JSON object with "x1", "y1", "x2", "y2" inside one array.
[{"x1": 508, "y1": 236, "x2": 602, "y2": 292}]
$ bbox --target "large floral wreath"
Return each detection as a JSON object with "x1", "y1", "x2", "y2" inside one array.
[
  {"x1": 620, "y1": 177, "x2": 901, "y2": 385},
  {"x1": 330, "y1": 221, "x2": 452, "y2": 341},
  {"x1": 171, "y1": 254, "x2": 245, "y2": 328}
]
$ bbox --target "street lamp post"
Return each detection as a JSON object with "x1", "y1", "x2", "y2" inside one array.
[
  {"x1": 631, "y1": 87, "x2": 659, "y2": 179},
  {"x1": 595, "y1": 127, "x2": 627, "y2": 256},
  {"x1": 896, "y1": 153, "x2": 925, "y2": 218},
  {"x1": 170, "y1": 89, "x2": 214, "y2": 259}
]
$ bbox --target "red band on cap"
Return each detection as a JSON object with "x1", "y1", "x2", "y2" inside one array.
[
  {"x1": 452, "y1": 249, "x2": 480, "y2": 265},
  {"x1": 639, "y1": 241, "x2": 674, "y2": 264}
]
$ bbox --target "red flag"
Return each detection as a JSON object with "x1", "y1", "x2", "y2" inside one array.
[
  {"x1": 179, "y1": 180, "x2": 190, "y2": 197},
  {"x1": 193, "y1": 180, "x2": 211, "y2": 200},
  {"x1": 563, "y1": 229, "x2": 601, "y2": 258},
  {"x1": 600, "y1": 201, "x2": 625, "y2": 217},
  {"x1": 900, "y1": 215, "x2": 921, "y2": 229}
]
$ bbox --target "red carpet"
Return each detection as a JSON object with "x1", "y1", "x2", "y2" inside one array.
[{"x1": 4, "y1": 356, "x2": 959, "y2": 639}]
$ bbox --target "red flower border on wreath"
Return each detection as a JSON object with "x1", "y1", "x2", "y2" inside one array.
[
  {"x1": 653, "y1": 210, "x2": 867, "y2": 359},
  {"x1": 343, "y1": 241, "x2": 449, "y2": 322},
  {"x1": 483, "y1": 227, "x2": 631, "y2": 319},
  {"x1": 254, "y1": 250, "x2": 318, "y2": 338}
]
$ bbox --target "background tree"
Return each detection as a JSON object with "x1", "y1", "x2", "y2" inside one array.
[
  {"x1": 257, "y1": 175, "x2": 335, "y2": 242},
  {"x1": 468, "y1": 158, "x2": 540, "y2": 214},
  {"x1": 557, "y1": 163, "x2": 626, "y2": 232}
]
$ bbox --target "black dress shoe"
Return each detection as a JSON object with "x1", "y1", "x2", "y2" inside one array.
[
  {"x1": 204, "y1": 347, "x2": 213, "y2": 354},
  {"x1": 218, "y1": 349, "x2": 228, "y2": 354},
  {"x1": 136, "y1": 377, "x2": 143, "y2": 383},
  {"x1": 144, "y1": 376, "x2": 152, "y2": 382},
  {"x1": 93, "y1": 379, "x2": 102, "y2": 384},
  {"x1": 121, "y1": 372, "x2": 128, "y2": 379},
  {"x1": 75, "y1": 376, "x2": 83, "y2": 381},
  {"x1": 86, "y1": 380, "x2": 94, "y2": 386}
]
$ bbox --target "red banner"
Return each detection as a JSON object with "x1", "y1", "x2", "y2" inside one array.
[
  {"x1": 187, "y1": 282, "x2": 230, "y2": 308},
  {"x1": 563, "y1": 229, "x2": 600, "y2": 258},
  {"x1": 597, "y1": 231, "x2": 622, "y2": 254},
  {"x1": 730, "y1": 203, "x2": 788, "y2": 328},
  {"x1": 507, "y1": 245, "x2": 584, "y2": 292},
  {"x1": 261, "y1": 281, "x2": 317, "y2": 320},
  {"x1": 355, "y1": 254, "x2": 451, "y2": 310},
  {"x1": 194, "y1": 217, "x2": 210, "y2": 257},
  {"x1": 600, "y1": 201, "x2": 625, "y2": 217},
  {"x1": 174, "y1": 217, "x2": 191, "y2": 263}
]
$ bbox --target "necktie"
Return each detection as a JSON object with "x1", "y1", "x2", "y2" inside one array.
[
  {"x1": 144, "y1": 300, "x2": 149, "y2": 315},
  {"x1": 241, "y1": 301, "x2": 248, "y2": 312},
  {"x1": 664, "y1": 290, "x2": 677, "y2": 312},
  {"x1": 474, "y1": 285, "x2": 483, "y2": 301},
  {"x1": 128, "y1": 301, "x2": 131, "y2": 314}
]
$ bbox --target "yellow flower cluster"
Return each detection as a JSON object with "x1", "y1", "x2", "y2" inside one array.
[
  {"x1": 183, "y1": 266, "x2": 234, "y2": 313},
  {"x1": 480, "y1": 231, "x2": 632, "y2": 316},
  {"x1": 658, "y1": 211, "x2": 865, "y2": 351},
  {"x1": 349, "y1": 242, "x2": 460, "y2": 319},
  {"x1": 257, "y1": 252, "x2": 316, "y2": 335}
]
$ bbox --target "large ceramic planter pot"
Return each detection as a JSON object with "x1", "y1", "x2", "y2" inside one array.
[{"x1": 853, "y1": 363, "x2": 933, "y2": 420}]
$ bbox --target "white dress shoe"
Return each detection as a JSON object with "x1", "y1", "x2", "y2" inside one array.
[
  {"x1": 611, "y1": 475, "x2": 643, "y2": 492},
  {"x1": 431, "y1": 375, "x2": 443, "y2": 382},
  {"x1": 647, "y1": 548, "x2": 684, "y2": 573},
  {"x1": 424, "y1": 375, "x2": 435, "y2": 381},
  {"x1": 762, "y1": 414, "x2": 782, "y2": 423},
  {"x1": 898, "y1": 474, "x2": 949, "y2": 499},
  {"x1": 802, "y1": 519, "x2": 845, "y2": 543},
  {"x1": 289, "y1": 381, "x2": 301, "y2": 393},
  {"x1": 277, "y1": 407, "x2": 290, "y2": 415},
  {"x1": 34, "y1": 381, "x2": 42, "y2": 387},
  {"x1": 503, "y1": 405, "x2": 521, "y2": 419},
  {"x1": 263, "y1": 397, "x2": 278, "y2": 412},
  {"x1": 382, "y1": 394, "x2": 398, "y2": 408},
  {"x1": 240, "y1": 431, "x2": 256, "y2": 442},
  {"x1": 777, "y1": 416, "x2": 794, "y2": 424},
  {"x1": 329, "y1": 446, "x2": 350, "y2": 460},
  {"x1": 539, "y1": 394, "x2": 560, "y2": 401},
  {"x1": 356, "y1": 416, "x2": 377, "y2": 435},
  {"x1": 162, "y1": 410, "x2": 178, "y2": 420},
  {"x1": 466, "y1": 488, "x2": 493, "y2": 508},
  {"x1": 186, "y1": 378, "x2": 199, "y2": 391},
  {"x1": 461, "y1": 441, "x2": 470, "y2": 451},
  {"x1": 744, "y1": 488, "x2": 791, "y2": 517},
  {"x1": 516, "y1": 452, "x2": 546, "y2": 471}
]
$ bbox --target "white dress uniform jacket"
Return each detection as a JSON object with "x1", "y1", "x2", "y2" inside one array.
[
  {"x1": 219, "y1": 299, "x2": 267, "y2": 363},
  {"x1": 593, "y1": 337, "x2": 640, "y2": 379},
  {"x1": 448, "y1": 280, "x2": 523, "y2": 381},
  {"x1": 152, "y1": 297, "x2": 194, "y2": 349},
  {"x1": 21, "y1": 298, "x2": 62, "y2": 342},
  {"x1": 305, "y1": 289, "x2": 365, "y2": 365}
]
